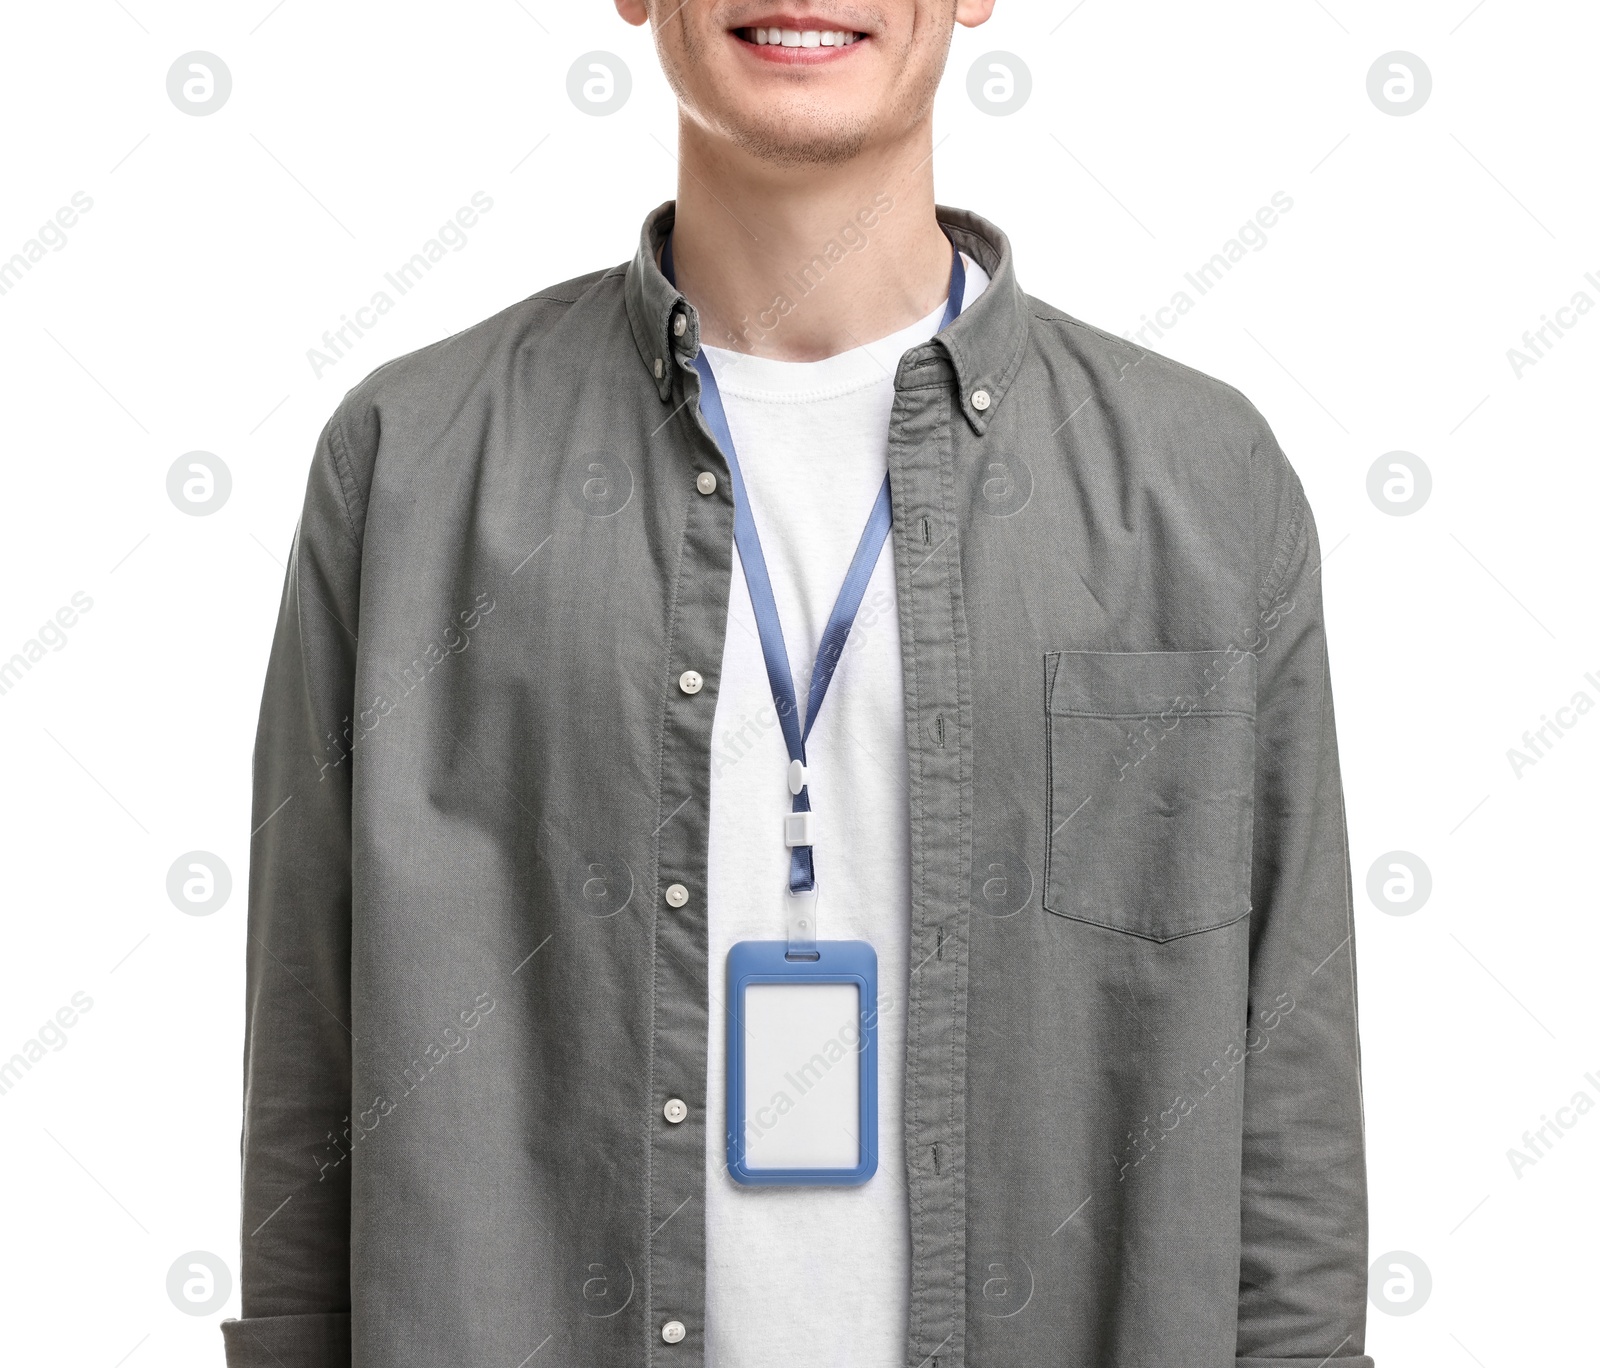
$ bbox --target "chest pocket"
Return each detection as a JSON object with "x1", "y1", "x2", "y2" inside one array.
[{"x1": 1044, "y1": 649, "x2": 1257, "y2": 943}]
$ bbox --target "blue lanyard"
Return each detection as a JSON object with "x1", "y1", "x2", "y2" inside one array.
[{"x1": 664, "y1": 234, "x2": 966, "y2": 895}]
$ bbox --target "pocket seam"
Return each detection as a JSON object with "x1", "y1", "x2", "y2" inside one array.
[
  {"x1": 1040, "y1": 899, "x2": 1251, "y2": 942},
  {"x1": 1050, "y1": 708, "x2": 1256, "y2": 721}
]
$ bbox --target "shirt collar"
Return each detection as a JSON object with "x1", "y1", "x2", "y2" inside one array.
[{"x1": 625, "y1": 200, "x2": 1029, "y2": 436}]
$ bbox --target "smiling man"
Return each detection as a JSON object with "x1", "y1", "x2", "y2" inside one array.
[{"x1": 228, "y1": 3, "x2": 1373, "y2": 1367}]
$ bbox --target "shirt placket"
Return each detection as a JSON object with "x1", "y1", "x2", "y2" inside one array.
[
  {"x1": 886, "y1": 357, "x2": 974, "y2": 1368},
  {"x1": 645, "y1": 307, "x2": 735, "y2": 1364}
]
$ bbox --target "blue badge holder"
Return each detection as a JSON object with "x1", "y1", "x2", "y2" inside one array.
[{"x1": 725, "y1": 939, "x2": 878, "y2": 1187}]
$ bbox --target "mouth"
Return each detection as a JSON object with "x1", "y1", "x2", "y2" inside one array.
[{"x1": 731, "y1": 19, "x2": 869, "y2": 62}]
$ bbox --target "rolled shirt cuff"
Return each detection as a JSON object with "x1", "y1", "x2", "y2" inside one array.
[
  {"x1": 222, "y1": 1312, "x2": 350, "y2": 1367},
  {"x1": 1238, "y1": 1356, "x2": 1375, "y2": 1368}
]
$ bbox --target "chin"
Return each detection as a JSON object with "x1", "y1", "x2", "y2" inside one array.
[{"x1": 725, "y1": 113, "x2": 873, "y2": 168}]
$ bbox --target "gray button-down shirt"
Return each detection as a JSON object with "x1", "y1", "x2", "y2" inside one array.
[{"x1": 226, "y1": 203, "x2": 1372, "y2": 1368}]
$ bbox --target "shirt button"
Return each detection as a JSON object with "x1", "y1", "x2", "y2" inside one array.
[
  {"x1": 678, "y1": 669, "x2": 704, "y2": 695},
  {"x1": 663, "y1": 1097, "x2": 688, "y2": 1124},
  {"x1": 971, "y1": 388, "x2": 992, "y2": 411},
  {"x1": 661, "y1": 1320, "x2": 687, "y2": 1345},
  {"x1": 654, "y1": 357, "x2": 665, "y2": 379},
  {"x1": 665, "y1": 883, "x2": 689, "y2": 908},
  {"x1": 673, "y1": 313, "x2": 688, "y2": 337},
  {"x1": 696, "y1": 471, "x2": 717, "y2": 496}
]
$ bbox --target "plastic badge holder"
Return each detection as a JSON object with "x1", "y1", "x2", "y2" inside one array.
[{"x1": 725, "y1": 939, "x2": 878, "y2": 1187}]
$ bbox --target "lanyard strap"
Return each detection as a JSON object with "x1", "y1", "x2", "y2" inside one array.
[{"x1": 664, "y1": 234, "x2": 966, "y2": 909}]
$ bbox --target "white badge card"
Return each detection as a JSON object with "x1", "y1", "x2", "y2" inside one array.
[{"x1": 725, "y1": 940, "x2": 878, "y2": 1186}]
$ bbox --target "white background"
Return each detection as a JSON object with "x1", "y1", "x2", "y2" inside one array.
[{"x1": 1, "y1": 1, "x2": 1595, "y2": 1364}]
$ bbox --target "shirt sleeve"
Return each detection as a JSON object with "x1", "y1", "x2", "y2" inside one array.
[
  {"x1": 1236, "y1": 458, "x2": 1374, "y2": 1368},
  {"x1": 221, "y1": 407, "x2": 365, "y2": 1368}
]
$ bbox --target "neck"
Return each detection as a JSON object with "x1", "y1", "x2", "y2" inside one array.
[{"x1": 668, "y1": 118, "x2": 953, "y2": 362}]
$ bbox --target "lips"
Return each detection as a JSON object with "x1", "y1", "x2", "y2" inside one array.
[{"x1": 736, "y1": 26, "x2": 863, "y2": 47}]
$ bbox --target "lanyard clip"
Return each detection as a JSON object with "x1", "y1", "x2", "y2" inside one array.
[{"x1": 786, "y1": 886, "x2": 819, "y2": 961}]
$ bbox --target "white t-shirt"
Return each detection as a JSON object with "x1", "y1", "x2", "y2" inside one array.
[{"x1": 702, "y1": 256, "x2": 990, "y2": 1367}]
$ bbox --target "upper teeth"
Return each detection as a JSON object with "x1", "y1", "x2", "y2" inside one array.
[{"x1": 745, "y1": 27, "x2": 859, "y2": 47}]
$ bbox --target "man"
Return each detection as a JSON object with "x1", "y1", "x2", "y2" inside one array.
[{"x1": 227, "y1": 2, "x2": 1373, "y2": 1365}]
